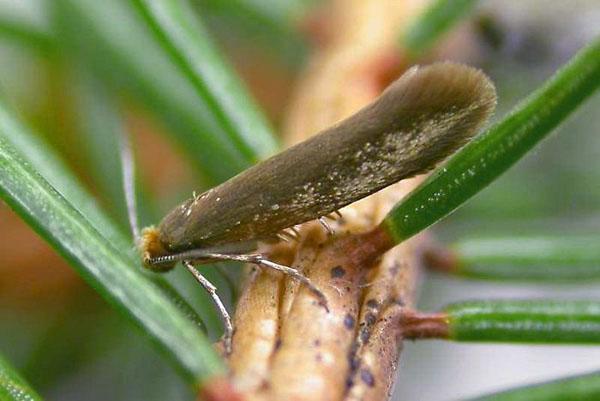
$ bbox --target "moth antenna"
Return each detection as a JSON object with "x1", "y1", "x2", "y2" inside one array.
[{"x1": 119, "y1": 127, "x2": 140, "y2": 243}]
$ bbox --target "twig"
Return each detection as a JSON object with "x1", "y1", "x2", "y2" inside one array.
[{"x1": 228, "y1": 1, "x2": 430, "y2": 400}]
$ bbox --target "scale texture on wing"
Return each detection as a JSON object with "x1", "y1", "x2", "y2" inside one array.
[{"x1": 158, "y1": 62, "x2": 497, "y2": 252}]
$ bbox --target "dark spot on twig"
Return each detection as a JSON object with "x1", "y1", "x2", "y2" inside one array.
[
  {"x1": 347, "y1": 348, "x2": 359, "y2": 371},
  {"x1": 344, "y1": 314, "x2": 355, "y2": 329},
  {"x1": 313, "y1": 339, "x2": 321, "y2": 347},
  {"x1": 365, "y1": 312, "x2": 377, "y2": 326},
  {"x1": 360, "y1": 327, "x2": 370, "y2": 343},
  {"x1": 331, "y1": 265, "x2": 346, "y2": 278},
  {"x1": 274, "y1": 339, "x2": 282, "y2": 351},
  {"x1": 389, "y1": 262, "x2": 401, "y2": 276},
  {"x1": 366, "y1": 299, "x2": 379, "y2": 309},
  {"x1": 346, "y1": 377, "x2": 354, "y2": 389},
  {"x1": 393, "y1": 298, "x2": 405, "y2": 306},
  {"x1": 360, "y1": 368, "x2": 375, "y2": 387},
  {"x1": 351, "y1": 358, "x2": 359, "y2": 371},
  {"x1": 345, "y1": 341, "x2": 361, "y2": 393}
]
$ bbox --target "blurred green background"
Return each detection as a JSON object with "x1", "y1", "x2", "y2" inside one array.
[{"x1": 0, "y1": 0, "x2": 598, "y2": 400}]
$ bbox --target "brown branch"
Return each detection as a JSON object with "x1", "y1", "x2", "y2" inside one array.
[
  {"x1": 422, "y1": 240, "x2": 461, "y2": 274},
  {"x1": 400, "y1": 311, "x2": 450, "y2": 340}
]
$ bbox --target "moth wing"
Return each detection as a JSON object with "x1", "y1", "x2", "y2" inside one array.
[{"x1": 159, "y1": 63, "x2": 497, "y2": 250}]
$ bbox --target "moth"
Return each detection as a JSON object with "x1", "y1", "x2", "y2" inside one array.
[{"x1": 138, "y1": 62, "x2": 497, "y2": 351}]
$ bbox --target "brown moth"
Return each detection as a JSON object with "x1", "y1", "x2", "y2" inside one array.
[
  {"x1": 138, "y1": 62, "x2": 496, "y2": 353},
  {"x1": 141, "y1": 62, "x2": 496, "y2": 268}
]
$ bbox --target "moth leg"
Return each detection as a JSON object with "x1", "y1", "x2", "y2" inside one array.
[
  {"x1": 183, "y1": 261, "x2": 234, "y2": 355},
  {"x1": 327, "y1": 210, "x2": 343, "y2": 220},
  {"x1": 275, "y1": 225, "x2": 301, "y2": 243},
  {"x1": 286, "y1": 226, "x2": 301, "y2": 240},
  {"x1": 279, "y1": 229, "x2": 298, "y2": 242},
  {"x1": 318, "y1": 216, "x2": 334, "y2": 236},
  {"x1": 276, "y1": 233, "x2": 291, "y2": 242},
  {"x1": 252, "y1": 255, "x2": 330, "y2": 313},
  {"x1": 207, "y1": 253, "x2": 329, "y2": 313},
  {"x1": 319, "y1": 210, "x2": 343, "y2": 235}
]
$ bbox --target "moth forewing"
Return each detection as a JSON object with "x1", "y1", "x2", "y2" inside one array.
[{"x1": 142, "y1": 62, "x2": 496, "y2": 266}]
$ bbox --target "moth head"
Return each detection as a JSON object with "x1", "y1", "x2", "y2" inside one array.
[{"x1": 139, "y1": 226, "x2": 176, "y2": 272}]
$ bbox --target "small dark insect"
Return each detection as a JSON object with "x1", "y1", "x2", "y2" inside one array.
[{"x1": 138, "y1": 62, "x2": 497, "y2": 352}]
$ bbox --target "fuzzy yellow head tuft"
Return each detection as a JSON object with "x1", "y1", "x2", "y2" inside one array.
[{"x1": 139, "y1": 226, "x2": 175, "y2": 272}]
